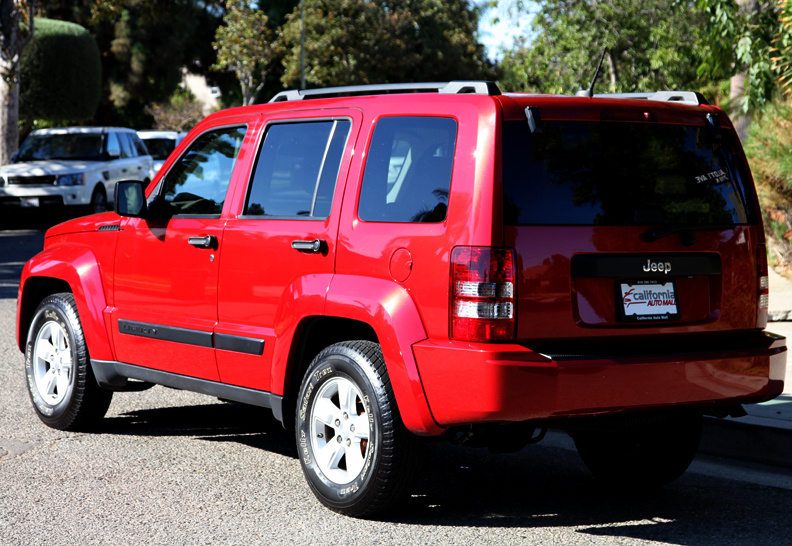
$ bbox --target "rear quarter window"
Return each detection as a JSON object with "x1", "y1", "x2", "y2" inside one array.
[
  {"x1": 358, "y1": 116, "x2": 457, "y2": 223},
  {"x1": 503, "y1": 120, "x2": 756, "y2": 226}
]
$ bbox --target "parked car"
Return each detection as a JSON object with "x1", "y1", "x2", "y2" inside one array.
[
  {"x1": 0, "y1": 127, "x2": 153, "y2": 213},
  {"x1": 16, "y1": 82, "x2": 786, "y2": 518},
  {"x1": 137, "y1": 130, "x2": 186, "y2": 173}
]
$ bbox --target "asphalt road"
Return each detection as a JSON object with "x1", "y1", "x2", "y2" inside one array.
[{"x1": 2, "y1": 220, "x2": 792, "y2": 545}]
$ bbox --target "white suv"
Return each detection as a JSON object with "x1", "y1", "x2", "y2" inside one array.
[
  {"x1": 0, "y1": 127, "x2": 154, "y2": 213},
  {"x1": 137, "y1": 130, "x2": 186, "y2": 173}
]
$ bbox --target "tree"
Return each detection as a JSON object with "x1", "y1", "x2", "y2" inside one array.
[
  {"x1": 696, "y1": 0, "x2": 792, "y2": 140},
  {"x1": 773, "y1": 0, "x2": 792, "y2": 96},
  {"x1": 20, "y1": 18, "x2": 101, "y2": 127},
  {"x1": 0, "y1": 0, "x2": 37, "y2": 164},
  {"x1": 497, "y1": 0, "x2": 711, "y2": 97},
  {"x1": 213, "y1": 0, "x2": 275, "y2": 106},
  {"x1": 145, "y1": 88, "x2": 204, "y2": 131},
  {"x1": 43, "y1": 0, "x2": 226, "y2": 127},
  {"x1": 278, "y1": 0, "x2": 494, "y2": 89}
]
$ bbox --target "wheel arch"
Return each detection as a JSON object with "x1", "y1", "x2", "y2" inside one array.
[
  {"x1": 274, "y1": 275, "x2": 443, "y2": 436},
  {"x1": 17, "y1": 276, "x2": 71, "y2": 351},
  {"x1": 17, "y1": 249, "x2": 113, "y2": 362}
]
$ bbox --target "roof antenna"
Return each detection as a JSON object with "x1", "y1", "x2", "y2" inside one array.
[{"x1": 576, "y1": 48, "x2": 608, "y2": 98}]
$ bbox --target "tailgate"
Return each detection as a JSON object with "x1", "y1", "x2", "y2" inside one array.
[{"x1": 500, "y1": 107, "x2": 764, "y2": 345}]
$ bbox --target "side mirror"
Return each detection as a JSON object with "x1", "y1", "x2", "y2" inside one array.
[
  {"x1": 106, "y1": 148, "x2": 121, "y2": 160},
  {"x1": 11, "y1": 152, "x2": 18, "y2": 163},
  {"x1": 115, "y1": 181, "x2": 147, "y2": 218}
]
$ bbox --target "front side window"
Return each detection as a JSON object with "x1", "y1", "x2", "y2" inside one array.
[
  {"x1": 244, "y1": 120, "x2": 350, "y2": 218},
  {"x1": 358, "y1": 116, "x2": 457, "y2": 223},
  {"x1": 503, "y1": 120, "x2": 756, "y2": 226},
  {"x1": 159, "y1": 126, "x2": 246, "y2": 216},
  {"x1": 106, "y1": 132, "x2": 121, "y2": 158}
]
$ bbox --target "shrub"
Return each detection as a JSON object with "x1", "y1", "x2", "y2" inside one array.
[
  {"x1": 20, "y1": 18, "x2": 101, "y2": 123},
  {"x1": 745, "y1": 99, "x2": 792, "y2": 268}
]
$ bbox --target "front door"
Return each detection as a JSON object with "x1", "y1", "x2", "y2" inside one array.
[{"x1": 111, "y1": 123, "x2": 250, "y2": 380}]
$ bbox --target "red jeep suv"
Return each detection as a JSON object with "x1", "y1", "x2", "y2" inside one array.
[{"x1": 17, "y1": 81, "x2": 786, "y2": 517}]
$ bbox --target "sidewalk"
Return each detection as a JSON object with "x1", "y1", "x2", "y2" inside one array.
[{"x1": 698, "y1": 267, "x2": 792, "y2": 468}]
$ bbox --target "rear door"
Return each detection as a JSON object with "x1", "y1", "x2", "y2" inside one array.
[
  {"x1": 501, "y1": 99, "x2": 763, "y2": 349},
  {"x1": 215, "y1": 109, "x2": 360, "y2": 391}
]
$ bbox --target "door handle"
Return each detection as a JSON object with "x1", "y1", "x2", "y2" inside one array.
[
  {"x1": 291, "y1": 239, "x2": 326, "y2": 253},
  {"x1": 188, "y1": 235, "x2": 217, "y2": 249}
]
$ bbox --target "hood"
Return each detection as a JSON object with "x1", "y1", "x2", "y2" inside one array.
[{"x1": 45, "y1": 212, "x2": 121, "y2": 239}]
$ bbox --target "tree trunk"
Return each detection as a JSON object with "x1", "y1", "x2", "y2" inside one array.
[
  {"x1": 729, "y1": 72, "x2": 751, "y2": 142},
  {"x1": 0, "y1": 67, "x2": 21, "y2": 165},
  {"x1": 730, "y1": 0, "x2": 760, "y2": 143}
]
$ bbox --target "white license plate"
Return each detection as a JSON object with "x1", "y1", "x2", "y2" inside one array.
[
  {"x1": 619, "y1": 281, "x2": 679, "y2": 322},
  {"x1": 20, "y1": 197, "x2": 40, "y2": 208}
]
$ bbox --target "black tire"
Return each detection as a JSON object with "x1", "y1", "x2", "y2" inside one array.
[
  {"x1": 571, "y1": 412, "x2": 703, "y2": 490},
  {"x1": 295, "y1": 341, "x2": 418, "y2": 517},
  {"x1": 90, "y1": 186, "x2": 107, "y2": 214},
  {"x1": 24, "y1": 293, "x2": 113, "y2": 431}
]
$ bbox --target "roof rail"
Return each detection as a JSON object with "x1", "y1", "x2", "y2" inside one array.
[
  {"x1": 591, "y1": 91, "x2": 707, "y2": 106},
  {"x1": 269, "y1": 81, "x2": 501, "y2": 103}
]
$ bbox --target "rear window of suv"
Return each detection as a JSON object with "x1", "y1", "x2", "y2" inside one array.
[{"x1": 503, "y1": 120, "x2": 756, "y2": 226}]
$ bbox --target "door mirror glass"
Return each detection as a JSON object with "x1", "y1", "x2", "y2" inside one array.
[{"x1": 115, "y1": 181, "x2": 147, "y2": 217}]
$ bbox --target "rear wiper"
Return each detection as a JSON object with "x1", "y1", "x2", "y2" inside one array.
[{"x1": 643, "y1": 224, "x2": 737, "y2": 246}]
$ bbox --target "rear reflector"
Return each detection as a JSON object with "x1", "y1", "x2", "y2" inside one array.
[
  {"x1": 758, "y1": 245, "x2": 769, "y2": 310},
  {"x1": 450, "y1": 247, "x2": 516, "y2": 341}
]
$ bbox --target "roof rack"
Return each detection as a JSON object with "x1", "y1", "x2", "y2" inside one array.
[
  {"x1": 590, "y1": 91, "x2": 707, "y2": 106},
  {"x1": 269, "y1": 81, "x2": 501, "y2": 103}
]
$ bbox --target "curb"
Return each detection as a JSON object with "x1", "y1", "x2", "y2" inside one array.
[
  {"x1": 700, "y1": 417, "x2": 792, "y2": 468},
  {"x1": 769, "y1": 310, "x2": 792, "y2": 322}
]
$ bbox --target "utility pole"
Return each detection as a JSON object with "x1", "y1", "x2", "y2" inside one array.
[{"x1": 300, "y1": 0, "x2": 305, "y2": 90}]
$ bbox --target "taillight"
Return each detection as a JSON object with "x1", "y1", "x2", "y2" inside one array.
[
  {"x1": 450, "y1": 247, "x2": 516, "y2": 341},
  {"x1": 758, "y1": 244, "x2": 769, "y2": 311}
]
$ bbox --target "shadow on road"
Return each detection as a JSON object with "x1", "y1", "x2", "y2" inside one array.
[
  {"x1": 100, "y1": 400, "x2": 298, "y2": 460},
  {"x1": 77, "y1": 397, "x2": 792, "y2": 542}
]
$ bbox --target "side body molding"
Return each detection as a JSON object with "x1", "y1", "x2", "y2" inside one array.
[
  {"x1": 323, "y1": 274, "x2": 442, "y2": 436},
  {"x1": 17, "y1": 246, "x2": 114, "y2": 361}
]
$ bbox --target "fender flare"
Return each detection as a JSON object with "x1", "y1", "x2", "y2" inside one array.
[
  {"x1": 321, "y1": 275, "x2": 442, "y2": 435},
  {"x1": 17, "y1": 246, "x2": 113, "y2": 361}
]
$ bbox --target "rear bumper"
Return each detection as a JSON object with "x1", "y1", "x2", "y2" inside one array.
[{"x1": 414, "y1": 331, "x2": 786, "y2": 427}]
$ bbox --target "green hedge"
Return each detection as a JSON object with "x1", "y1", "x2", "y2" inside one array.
[{"x1": 20, "y1": 18, "x2": 101, "y2": 122}]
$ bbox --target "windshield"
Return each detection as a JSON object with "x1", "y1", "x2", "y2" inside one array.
[
  {"x1": 17, "y1": 133, "x2": 104, "y2": 162},
  {"x1": 503, "y1": 120, "x2": 756, "y2": 226},
  {"x1": 142, "y1": 137, "x2": 177, "y2": 160}
]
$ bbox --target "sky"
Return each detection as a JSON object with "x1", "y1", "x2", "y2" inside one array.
[{"x1": 476, "y1": 1, "x2": 535, "y2": 60}]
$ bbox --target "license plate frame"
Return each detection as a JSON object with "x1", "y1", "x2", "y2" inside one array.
[{"x1": 617, "y1": 279, "x2": 680, "y2": 322}]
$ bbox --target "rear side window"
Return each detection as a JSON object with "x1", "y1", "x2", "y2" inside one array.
[
  {"x1": 358, "y1": 116, "x2": 457, "y2": 223},
  {"x1": 244, "y1": 120, "x2": 350, "y2": 218},
  {"x1": 503, "y1": 121, "x2": 756, "y2": 226},
  {"x1": 131, "y1": 133, "x2": 149, "y2": 156},
  {"x1": 118, "y1": 132, "x2": 136, "y2": 158}
]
